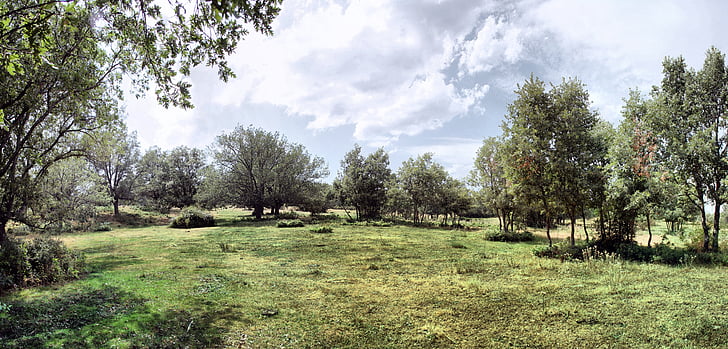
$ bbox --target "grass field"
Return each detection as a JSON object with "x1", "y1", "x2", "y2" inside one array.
[{"x1": 1, "y1": 208, "x2": 727, "y2": 348}]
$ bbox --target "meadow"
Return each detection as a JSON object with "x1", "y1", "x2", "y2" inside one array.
[{"x1": 1, "y1": 208, "x2": 727, "y2": 348}]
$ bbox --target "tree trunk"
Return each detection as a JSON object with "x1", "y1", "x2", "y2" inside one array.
[
  {"x1": 646, "y1": 210, "x2": 653, "y2": 248},
  {"x1": 113, "y1": 198, "x2": 120, "y2": 217},
  {"x1": 569, "y1": 214, "x2": 576, "y2": 246},
  {"x1": 545, "y1": 216, "x2": 552, "y2": 247},
  {"x1": 713, "y1": 202, "x2": 721, "y2": 252},
  {"x1": 253, "y1": 205, "x2": 264, "y2": 220},
  {"x1": 497, "y1": 210, "x2": 504, "y2": 232},
  {"x1": 700, "y1": 205, "x2": 710, "y2": 252},
  {"x1": 0, "y1": 220, "x2": 7, "y2": 243},
  {"x1": 581, "y1": 207, "x2": 589, "y2": 243}
]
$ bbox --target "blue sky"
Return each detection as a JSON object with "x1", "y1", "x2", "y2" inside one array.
[{"x1": 124, "y1": 0, "x2": 728, "y2": 182}]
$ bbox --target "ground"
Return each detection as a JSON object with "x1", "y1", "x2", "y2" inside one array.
[{"x1": 0, "y1": 208, "x2": 726, "y2": 348}]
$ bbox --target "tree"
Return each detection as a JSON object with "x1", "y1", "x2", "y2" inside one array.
[
  {"x1": 396, "y1": 153, "x2": 448, "y2": 225},
  {"x1": 471, "y1": 137, "x2": 515, "y2": 232},
  {"x1": 0, "y1": 7, "x2": 115, "y2": 240},
  {"x1": 648, "y1": 47, "x2": 728, "y2": 251},
  {"x1": 212, "y1": 126, "x2": 328, "y2": 219},
  {"x1": 336, "y1": 145, "x2": 392, "y2": 220},
  {"x1": 1, "y1": 0, "x2": 281, "y2": 109},
  {"x1": 502, "y1": 75, "x2": 558, "y2": 246},
  {"x1": 31, "y1": 157, "x2": 108, "y2": 232},
  {"x1": 85, "y1": 123, "x2": 140, "y2": 217},
  {"x1": 137, "y1": 146, "x2": 205, "y2": 211},
  {"x1": 550, "y1": 78, "x2": 603, "y2": 246},
  {"x1": 0, "y1": 0, "x2": 281, "y2": 241}
]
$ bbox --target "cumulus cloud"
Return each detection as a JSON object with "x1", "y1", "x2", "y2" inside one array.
[{"x1": 214, "y1": 0, "x2": 496, "y2": 145}]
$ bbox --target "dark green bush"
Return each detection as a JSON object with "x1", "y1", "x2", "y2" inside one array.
[
  {"x1": 170, "y1": 208, "x2": 215, "y2": 229},
  {"x1": 485, "y1": 228, "x2": 534, "y2": 242},
  {"x1": 276, "y1": 211, "x2": 300, "y2": 220},
  {"x1": 310, "y1": 226, "x2": 333, "y2": 234},
  {"x1": 277, "y1": 220, "x2": 304, "y2": 228},
  {"x1": 533, "y1": 243, "x2": 587, "y2": 260},
  {"x1": 0, "y1": 237, "x2": 85, "y2": 292}
]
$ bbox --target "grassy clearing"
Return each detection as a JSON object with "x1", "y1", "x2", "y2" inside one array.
[{"x1": 1, "y1": 208, "x2": 727, "y2": 348}]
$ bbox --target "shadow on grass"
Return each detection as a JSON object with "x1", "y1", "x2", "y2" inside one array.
[{"x1": 0, "y1": 285, "x2": 225, "y2": 348}]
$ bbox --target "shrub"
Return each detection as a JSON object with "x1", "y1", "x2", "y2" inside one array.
[
  {"x1": 484, "y1": 228, "x2": 534, "y2": 242},
  {"x1": 310, "y1": 226, "x2": 333, "y2": 234},
  {"x1": 93, "y1": 222, "x2": 112, "y2": 232},
  {"x1": 0, "y1": 237, "x2": 86, "y2": 292},
  {"x1": 276, "y1": 211, "x2": 300, "y2": 220},
  {"x1": 533, "y1": 243, "x2": 587, "y2": 261},
  {"x1": 170, "y1": 208, "x2": 215, "y2": 229},
  {"x1": 277, "y1": 220, "x2": 304, "y2": 228}
]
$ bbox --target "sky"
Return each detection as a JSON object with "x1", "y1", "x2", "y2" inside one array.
[{"x1": 124, "y1": 0, "x2": 728, "y2": 182}]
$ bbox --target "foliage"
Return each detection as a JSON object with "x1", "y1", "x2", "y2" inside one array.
[
  {"x1": 169, "y1": 208, "x2": 215, "y2": 229},
  {"x1": 470, "y1": 137, "x2": 516, "y2": 232},
  {"x1": 31, "y1": 157, "x2": 109, "y2": 232},
  {"x1": 277, "y1": 220, "x2": 304, "y2": 228},
  {"x1": 484, "y1": 228, "x2": 534, "y2": 242},
  {"x1": 310, "y1": 226, "x2": 334, "y2": 234},
  {"x1": 648, "y1": 47, "x2": 728, "y2": 251},
  {"x1": 136, "y1": 146, "x2": 206, "y2": 212},
  {"x1": 84, "y1": 123, "x2": 141, "y2": 217},
  {"x1": 501, "y1": 75, "x2": 604, "y2": 247},
  {"x1": 335, "y1": 145, "x2": 392, "y2": 220},
  {"x1": 211, "y1": 126, "x2": 328, "y2": 219},
  {"x1": 0, "y1": 237, "x2": 85, "y2": 292},
  {"x1": 275, "y1": 211, "x2": 300, "y2": 220}
]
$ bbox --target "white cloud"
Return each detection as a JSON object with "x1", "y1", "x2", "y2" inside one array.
[{"x1": 211, "y1": 0, "x2": 492, "y2": 145}]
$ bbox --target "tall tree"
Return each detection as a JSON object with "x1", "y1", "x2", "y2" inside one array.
[
  {"x1": 649, "y1": 47, "x2": 728, "y2": 251},
  {"x1": 85, "y1": 123, "x2": 140, "y2": 217},
  {"x1": 0, "y1": 0, "x2": 281, "y2": 241},
  {"x1": 502, "y1": 75, "x2": 558, "y2": 246},
  {"x1": 550, "y1": 78, "x2": 603, "y2": 246},
  {"x1": 396, "y1": 153, "x2": 448, "y2": 225},
  {"x1": 137, "y1": 146, "x2": 206, "y2": 210},
  {"x1": 471, "y1": 137, "x2": 515, "y2": 232},
  {"x1": 336, "y1": 145, "x2": 392, "y2": 220},
  {"x1": 212, "y1": 126, "x2": 328, "y2": 219}
]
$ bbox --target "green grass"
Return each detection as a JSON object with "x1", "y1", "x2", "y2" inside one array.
[{"x1": 1, "y1": 208, "x2": 727, "y2": 348}]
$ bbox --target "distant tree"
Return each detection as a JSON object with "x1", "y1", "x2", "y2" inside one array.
[
  {"x1": 136, "y1": 146, "x2": 205, "y2": 211},
  {"x1": 471, "y1": 137, "x2": 515, "y2": 232},
  {"x1": 136, "y1": 147, "x2": 169, "y2": 211},
  {"x1": 32, "y1": 157, "x2": 108, "y2": 232},
  {"x1": 396, "y1": 153, "x2": 448, "y2": 225},
  {"x1": 194, "y1": 165, "x2": 229, "y2": 210},
  {"x1": 648, "y1": 47, "x2": 728, "y2": 251},
  {"x1": 211, "y1": 126, "x2": 328, "y2": 219},
  {"x1": 336, "y1": 145, "x2": 392, "y2": 220},
  {"x1": 84, "y1": 123, "x2": 140, "y2": 217},
  {"x1": 437, "y1": 177, "x2": 472, "y2": 227}
]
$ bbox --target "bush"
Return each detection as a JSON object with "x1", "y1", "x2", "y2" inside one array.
[
  {"x1": 170, "y1": 208, "x2": 215, "y2": 229},
  {"x1": 0, "y1": 237, "x2": 86, "y2": 292},
  {"x1": 276, "y1": 211, "x2": 300, "y2": 220},
  {"x1": 533, "y1": 243, "x2": 588, "y2": 261},
  {"x1": 277, "y1": 220, "x2": 304, "y2": 228},
  {"x1": 310, "y1": 226, "x2": 333, "y2": 234},
  {"x1": 484, "y1": 228, "x2": 534, "y2": 242}
]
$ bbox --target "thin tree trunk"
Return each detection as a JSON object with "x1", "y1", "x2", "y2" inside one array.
[
  {"x1": 570, "y1": 214, "x2": 576, "y2": 246},
  {"x1": 113, "y1": 198, "x2": 120, "y2": 217},
  {"x1": 581, "y1": 207, "x2": 589, "y2": 243},
  {"x1": 713, "y1": 202, "x2": 721, "y2": 252},
  {"x1": 0, "y1": 220, "x2": 7, "y2": 243},
  {"x1": 646, "y1": 210, "x2": 652, "y2": 248}
]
